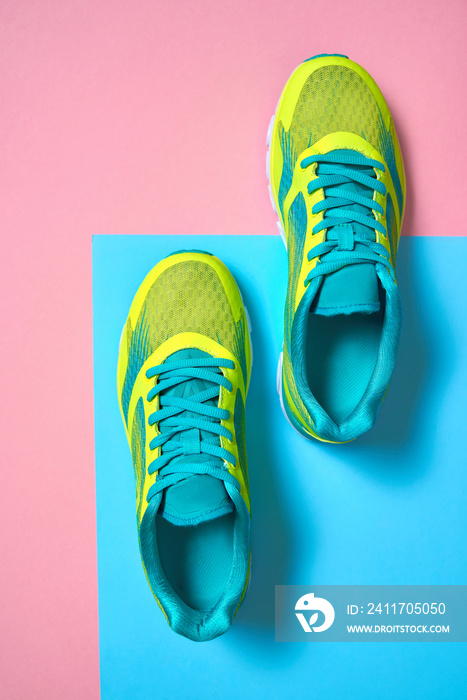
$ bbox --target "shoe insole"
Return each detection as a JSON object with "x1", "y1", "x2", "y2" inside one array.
[
  {"x1": 156, "y1": 512, "x2": 235, "y2": 612},
  {"x1": 306, "y1": 310, "x2": 384, "y2": 425}
]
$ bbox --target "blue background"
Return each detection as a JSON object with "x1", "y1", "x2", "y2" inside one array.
[{"x1": 93, "y1": 235, "x2": 467, "y2": 700}]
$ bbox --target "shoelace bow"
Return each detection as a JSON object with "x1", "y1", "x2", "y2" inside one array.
[
  {"x1": 144, "y1": 357, "x2": 239, "y2": 503},
  {"x1": 300, "y1": 152, "x2": 393, "y2": 287}
]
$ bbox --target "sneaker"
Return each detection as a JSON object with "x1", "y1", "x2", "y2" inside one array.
[
  {"x1": 267, "y1": 54, "x2": 406, "y2": 442},
  {"x1": 117, "y1": 250, "x2": 252, "y2": 641}
]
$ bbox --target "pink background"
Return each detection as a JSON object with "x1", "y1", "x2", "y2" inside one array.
[{"x1": 1, "y1": 1, "x2": 466, "y2": 697}]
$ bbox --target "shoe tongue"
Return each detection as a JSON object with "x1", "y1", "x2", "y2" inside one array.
[
  {"x1": 157, "y1": 348, "x2": 233, "y2": 526},
  {"x1": 311, "y1": 263, "x2": 380, "y2": 316},
  {"x1": 311, "y1": 149, "x2": 381, "y2": 317},
  {"x1": 160, "y1": 473, "x2": 233, "y2": 526}
]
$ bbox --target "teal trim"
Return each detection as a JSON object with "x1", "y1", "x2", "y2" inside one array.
[
  {"x1": 131, "y1": 397, "x2": 146, "y2": 521},
  {"x1": 232, "y1": 315, "x2": 248, "y2": 387},
  {"x1": 234, "y1": 390, "x2": 248, "y2": 489},
  {"x1": 121, "y1": 309, "x2": 153, "y2": 424},
  {"x1": 169, "y1": 249, "x2": 213, "y2": 256},
  {"x1": 278, "y1": 126, "x2": 297, "y2": 217},
  {"x1": 376, "y1": 107, "x2": 404, "y2": 216},
  {"x1": 386, "y1": 193, "x2": 397, "y2": 270},
  {"x1": 285, "y1": 192, "x2": 308, "y2": 353},
  {"x1": 304, "y1": 53, "x2": 348, "y2": 61}
]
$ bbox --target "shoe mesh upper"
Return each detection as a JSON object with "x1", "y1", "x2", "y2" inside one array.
[
  {"x1": 121, "y1": 260, "x2": 247, "y2": 424},
  {"x1": 279, "y1": 65, "x2": 381, "y2": 155},
  {"x1": 277, "y1": 65, "x2": 403, "y2": 219},
  {"x1": 134, "y1": 261, "x2": 235, "y2": 346}
]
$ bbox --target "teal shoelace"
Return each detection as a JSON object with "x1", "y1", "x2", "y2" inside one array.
[
  {"x1": 300, "y1": 152, "x2": 394, "y2": 287},
  {"x1": 144, "y1": 357, "x2": 239, "y2": 503}
]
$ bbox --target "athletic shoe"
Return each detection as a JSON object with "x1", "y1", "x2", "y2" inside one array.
[
  {"x1": 117, "y1": 250, "x2": 252, "y2": 641},
  {"x1": 267, "y1": 54, "x2": 406, "y2": 442}
]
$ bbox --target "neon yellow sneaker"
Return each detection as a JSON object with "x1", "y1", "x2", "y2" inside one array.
[
  {"x1": 267, "y1": 54, "x2": 406, "y2": 443},
  {"x1": 117, "y1": 251, "x2": 252, "y2": 641}
]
